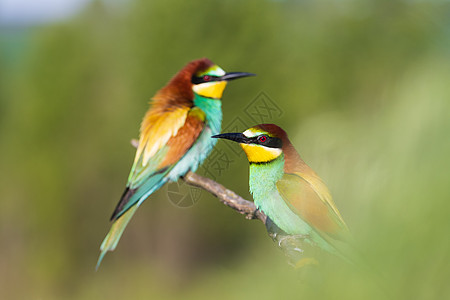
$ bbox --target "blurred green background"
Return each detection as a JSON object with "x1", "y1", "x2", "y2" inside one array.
[{"x1": 1, "y1": 0, "x2": 450, "y2": 299}]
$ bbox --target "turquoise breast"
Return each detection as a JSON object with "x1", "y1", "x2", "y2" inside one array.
[{"x1": 167, "y1": 95, "x2": 222, "y2": 181}]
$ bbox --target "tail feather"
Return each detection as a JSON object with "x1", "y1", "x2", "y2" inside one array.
[
  {"x1": 96, "y1": 205, "x2": 139, "y2": 270},
  {"x1": 110, "y1": 187, "x2": 137, "y2": 221}
]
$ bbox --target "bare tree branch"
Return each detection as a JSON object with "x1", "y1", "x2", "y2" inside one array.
[
  {"x1": 183, "y1": 171, "x2": 267, "y2": 223},
  {"x1": 130, "y1": 139, "x2": 267, "y2": 224}
]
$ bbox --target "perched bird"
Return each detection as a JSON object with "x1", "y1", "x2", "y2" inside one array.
[
  {"x1": 212, "y1": 124, "x2": 350, "y2": 262},
  {"x1": 97, "y1": 58, "x2": 254, "y2": 268}
]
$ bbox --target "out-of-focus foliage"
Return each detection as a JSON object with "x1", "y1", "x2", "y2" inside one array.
[{"x1": 1, "y1": 0, "x2": 449, "y2": 299}]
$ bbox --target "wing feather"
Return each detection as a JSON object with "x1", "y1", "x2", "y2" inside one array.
[
  {"x1": 111, "y1": 107, "x2": 206, "y2": 220},
  {"x1": 276, "y1": 173, "x2": 348, "y2": 240},
  {"x1": 135, "y1": 106, "x2": 190, "y2": 167}
]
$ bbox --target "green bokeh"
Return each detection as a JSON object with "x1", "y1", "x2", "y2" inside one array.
[{"x1": 1, "y1": 0, "x2": 449, "y2": 299}]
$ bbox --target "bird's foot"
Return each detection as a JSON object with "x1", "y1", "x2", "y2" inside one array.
[
  {"x1": 292, "y1": 234, "x2": 309, "y2": 240},
  {"x1": 293, "y1": 247, "x2": 304, "y2": 254},
  {"x1": 277, "y1": 236, "x2": 286, "y2": 247},
  {"x1": 245, "y1": 207, "x2": 259, "y2": 220},
  {"x1": 276, "y1": 234, "x2": 309, "y2": 247}
]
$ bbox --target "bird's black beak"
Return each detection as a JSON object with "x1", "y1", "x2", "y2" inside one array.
[
  {"x1": 221, "y1": 72, "x2": 256, "y2": 81},
  {"x1": 211, "y1": 133, "x2": 249, "y2": 144}
]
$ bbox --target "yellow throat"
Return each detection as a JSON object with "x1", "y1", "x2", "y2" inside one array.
[
  {"x1": 240, "y1": 144, "x2": 282, "y2": 163},
  {"x1": 193, "y1": 81, "x2": 227, "y2": 99}
]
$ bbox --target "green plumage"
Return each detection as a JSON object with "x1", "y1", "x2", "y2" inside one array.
[{"x1": 249, "y1": 155, "x2": 337, "y2": 255}]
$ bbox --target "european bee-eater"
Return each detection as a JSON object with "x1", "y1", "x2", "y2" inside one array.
[
  {"x1": 97, "y1": 58, "x2": 254, "y2": 268},
  {"x1": 212, "y1": 124, "x2": 349, "y2": 260}
]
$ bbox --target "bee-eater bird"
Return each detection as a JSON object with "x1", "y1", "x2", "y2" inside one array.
[
  {"x1": 212, "y1": 124, "x2": 349, "y2": 260},
  {"x1": 97, "y1": 58, "x2": 254, "y2": 268}
]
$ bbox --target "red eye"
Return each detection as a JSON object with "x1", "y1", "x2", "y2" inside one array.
[
  {"x1": 258, "y1": 135, "x2": 267, "y2": 143},
  {"x1": 203, "y1": 75, "x2": 211, "y2": 82}
]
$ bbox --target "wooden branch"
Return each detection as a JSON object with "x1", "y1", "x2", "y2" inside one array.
[
  {"x1": 130, "y1": 139, "x2": 267, "y2": 224},
  {"x1": 183, "y1": 171, "x2": 266, "y2": 223}
]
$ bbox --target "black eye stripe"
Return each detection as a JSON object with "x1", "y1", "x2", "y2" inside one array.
[
  {"x1": 191, "y1": 75, "x2": 221, "y2": 84},
  {"x1": 247, "y1": 135, "x2": 282, "y2": 148}
]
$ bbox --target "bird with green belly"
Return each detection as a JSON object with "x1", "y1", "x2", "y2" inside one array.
[{"x1": 213, "y1": 124, "x2": 350, "y2": 265}]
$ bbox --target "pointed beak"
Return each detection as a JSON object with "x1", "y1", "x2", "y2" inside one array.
[
  {"x1": 220, "y1": 72, "x2": 256, "y2": 81},
  {"x1": 211, "y1": 132, "x2": 248, "y2": 143}
]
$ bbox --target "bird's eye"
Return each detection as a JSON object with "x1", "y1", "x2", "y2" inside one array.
[
  {"x1": 257, "y1": 135, "x2": 267, "y2": 143},
  {"x1": 203, "y1": 75, "x2": 211, "y2": 82}
]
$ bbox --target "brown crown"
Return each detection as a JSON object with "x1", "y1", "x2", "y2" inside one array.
[
  {"x1": 152, "y1": 58, "x2": 215, "y2": 110},
  {"x1": 254, "y1": 124, "x2": 310, "y2": 173}
]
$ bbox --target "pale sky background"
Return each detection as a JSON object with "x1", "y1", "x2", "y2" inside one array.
[{"x1": 0, "y1": 0, "x2": 91, "y2": 25}]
